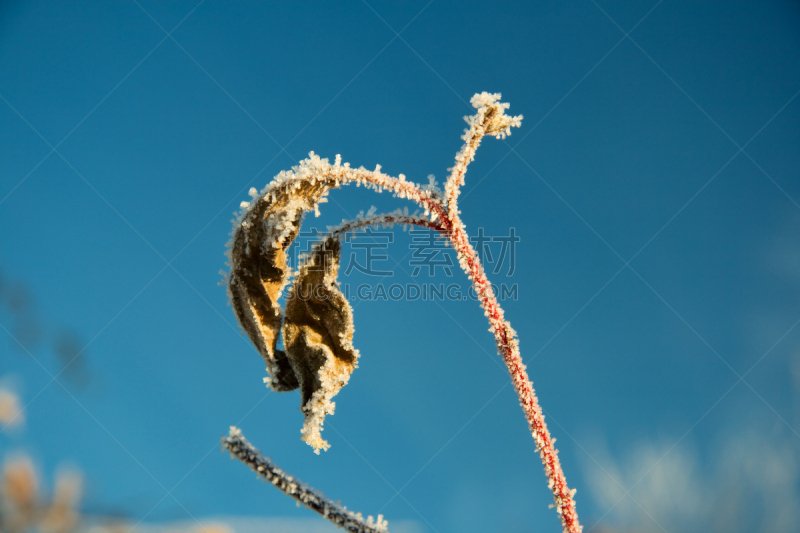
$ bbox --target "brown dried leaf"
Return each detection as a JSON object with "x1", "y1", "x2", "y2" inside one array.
[
  {"x1": 227, "y1": 178, "x2": 332, "y2": 392},
  {"x1": 283, "y1": 237, "x2": 359, "y2": 453}
]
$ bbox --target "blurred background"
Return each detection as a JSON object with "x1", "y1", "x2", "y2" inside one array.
[{"x1": 1, "y1": 1, "x2": 799, "y2": 532}]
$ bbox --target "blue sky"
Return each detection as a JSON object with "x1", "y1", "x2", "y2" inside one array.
[{"x1": 1, "y1": 2, "x2": 799, "y2": 532}]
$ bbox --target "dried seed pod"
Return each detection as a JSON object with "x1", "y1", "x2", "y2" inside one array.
[
  {"x1": 283, "y1": 236, "x2": 359, "y2": 453},
  {"x1": 227, "y1": 178, "x2": 333, "y2": 392}
]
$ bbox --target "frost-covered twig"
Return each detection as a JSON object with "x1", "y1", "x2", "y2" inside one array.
[
  {"x1": 444, "y1": 92, "x2": 522, "y2": 216},
  {"x1": 327, "y1": 210, "x2": 442, "y2": 237},
  {"x1": 224, "y1": 93, "x2": 582, "y2": 533},
  {"x1": 222, "y1": 427, "x2": 388, "y2": 533}
]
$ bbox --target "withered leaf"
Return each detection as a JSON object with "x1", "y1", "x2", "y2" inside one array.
[
  {"x1": 227, "y1": 179, "x2": 332, "y2": 392},
  {"x1": 283, "y1": 236, "x2": 359, "y2": 453}
]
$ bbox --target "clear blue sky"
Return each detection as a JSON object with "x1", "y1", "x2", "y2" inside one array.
[{"x1": 1, "y1": 2, "x2": 799, "y2": 532}]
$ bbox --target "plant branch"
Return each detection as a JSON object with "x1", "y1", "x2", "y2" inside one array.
[
  {"x1": 444, "y1": 92, "x2": 523, "y2": 217},
  {"x1": 328, "y1": 212, "x2": 443, "y2": 236},
  {"x1": 317, "y1": 160, "x2": 582, "y2": 532},
  {"x1": 222, "y1": 427, "x2": 389, "y2": 533}
]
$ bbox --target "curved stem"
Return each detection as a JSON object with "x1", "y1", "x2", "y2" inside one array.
[
  {"x1": 328, "y1": 213, "x2": 443, "y2": 236},
  {"x1": 325, "y1": 167, "x2": 582, "y2": 532},
  {"x1": 327, "y1": 168, "x2": 582, "y2": 532},
  {"x1": 294, "y1": 213, "x2": 443, "y2": 277}
]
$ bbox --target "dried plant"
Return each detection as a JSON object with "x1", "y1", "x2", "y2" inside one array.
[
  {"x1": 223, "y1": 93, "x2": 582, "y2": 532},
  {"x1": 0, "y1": 454, "x2": 83, "y2": 533},
  {"x1": 0, "y1": 387, "x2": 24, "y2": 429}
]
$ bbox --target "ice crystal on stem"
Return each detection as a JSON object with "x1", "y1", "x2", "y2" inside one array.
[{"x1": 224, "y1": 93, "x2": 581, "y2": 533}]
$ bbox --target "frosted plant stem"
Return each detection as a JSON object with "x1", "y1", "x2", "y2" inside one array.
[
  {"x1": 446, "y1": 219, "x2": 582, "y2": 533},
  {"x1": 441, "y1": 93, "x2": 579, "y2": 533},
  {"x1": 334, "y1": 176, "x2": 582, "y2": 533},
  {"x1": 222, "y1": 427, "x2": 389, "y2": 533},
  {"x1": 335, "y1": 95, "x2": 580, "y2": 532},
  {"x1": 335, "y1": 182, "x2": 582, "y2": 533},
  {"x1": 328, "y1": 213, "x2": 442, "y2": 237}
]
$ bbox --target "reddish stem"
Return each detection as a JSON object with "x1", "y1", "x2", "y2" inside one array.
[{"x1": 335, "y1": 169, "x2": 582, "y2": 533}]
